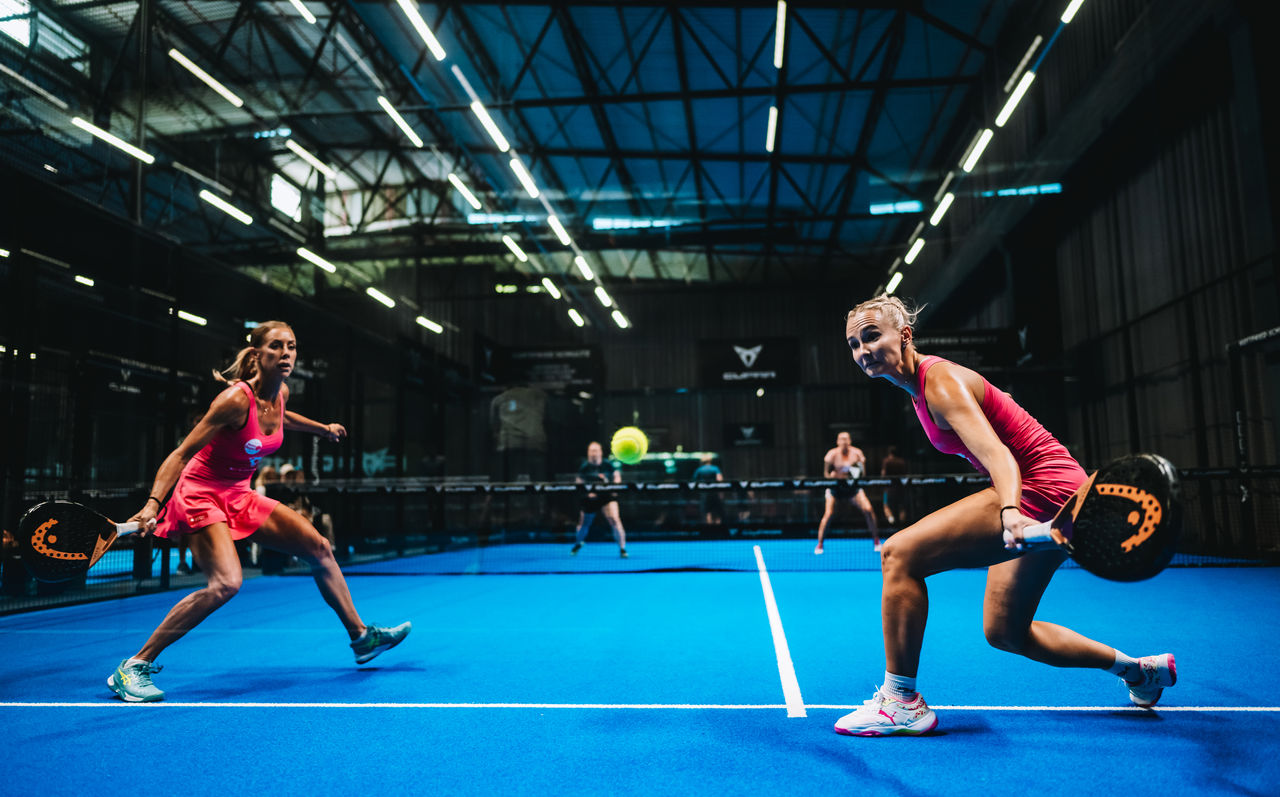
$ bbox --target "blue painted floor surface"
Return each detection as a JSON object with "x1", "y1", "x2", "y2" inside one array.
[{"x1": 2, "y1": 555, "x2": 1277, "y2": 795}]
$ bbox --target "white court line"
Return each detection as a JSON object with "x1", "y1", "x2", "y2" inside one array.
[
  {"x1": 753, "y1": 544, "x2": 805, "y2": 717},
  {"x1": 2, "y1": 702, "x2": 1279, "y2": 711}
]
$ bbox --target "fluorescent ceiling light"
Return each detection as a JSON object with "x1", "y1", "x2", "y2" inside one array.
[
  {"x1": 395, "y1": 0, "x2": 447, "y2": 61},
  {"x1": 451, "y1": 65, "x2": 479, "y2": 101},
  {"x1": 509, "y1": 157, "x2": 540, "y2": 198},
  {"x1": 611, "y1": 310, "x2": 630, "y2": 329},
  {"x1": 74, "y1": 275, "x2": 94, "y2": 287},
  {"x1": 0, "y1": 248, "x2": 8, "y2": 258},
  {"x1": 268, "y1": 217, "x2": 306, "y2": 243},
  {"x1": 546, "y1": 215, "x2": 571, "y2": 246},
  {"x1": 929, "y1": 192, "x2": 955, "y2": 226},
  {"x1": 540, "y1": 277, "x2": 562, "y2": 300},
  {"x1": 961, "y1": 128, "x2": 993, "y2": 173},
  {"x1": 574, "y1": 256, "x2": 594, "y2": 280},
  {"x1": 0, "y1": 62, "x2": 69, "y2": 109},
  {"x1": 297, "y1": 247, "x2": 337, "y2": 273},
  {"x1": 167, "y1": 48, "x2": 244, "y2": 108},
  {"x1": 904, "y1": 238, "x2": 925, "y2": 265},
  {"x1": 933, "y1": 171, "x2": 955, "y2": 203},
  {"x1": 568, "y1": 308, "x2": 585, "y2": 328},
  {"x1": 173, "y1": 161, "x2": 231, "y2": 194},
  {"x1": 71, "y1": 117, "x2": 155, "y2": 164},
  {"x1": 199, "y1": 189, "x2": 253, "y2": 225},
  {"x1": 469, "y1": 213, "x2": 535, "y2": 225},
  {"x1": 416, "y1": 315, "x2": 444, "y2": 334},
  {"x1": 284, "y1": 139, "x2": 337, "y2": 180},
  {"x1": 995, "y1": 71, "x2": 1036, "y2": 127},
  {"x1": 886, "y1": 271, "x2": 904, "y2": 294},
  {"x1": 1060, "y1": 0, "x2": 1086, "y2": 24},
  {"x1": 366, "y1": 286, "x2": 395, "y2": 308},
  {"x1": 869, "y1": 200, "x2": 924, "y2": 216},
  {"x1": 1004, "y1": 36, "x2": 1043, "y2": 93},
  {"x1": 176, "y1": 309, "x2": 207, "y2": 326},
  {"x1": 471, "y1": 101, "x2": 510, "y2": 152},
  {"x1": 765, "y1": 105, "x2": 778, "y2": 153},
  {"x1": 377, "y1": 96, "x2": 424, "y2": 147},
  {"x1": 773, "y1": 1, "x2": 787, "y2": 69},
  {"x1": 593, "y1": 286, "x2": 613, "y2": 307},
  {"x1": 286, "y1": 0, "x2": 316, "y2": 24},
  {"x1": 448, "y1": 173, "x2": 482, "y2": 210},
  {"x1": 501, "y1": 235, "x2": 528, "y2": 262}
]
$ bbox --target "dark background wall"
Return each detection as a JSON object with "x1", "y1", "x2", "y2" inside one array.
[{"x1": 4, "y1": 0, "x2": 1279, "y2": 536}]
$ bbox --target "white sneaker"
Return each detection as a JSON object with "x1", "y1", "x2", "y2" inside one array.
[
  {"x1": 1126, "y1": 653, "x2": 1177, "y2": 707},
  {"x1": 814, "y1": 546, "x2": 824, "y2": 555},
  {"x1": 834, "y1": 688, "x2": 938, "y2": 736},
  {"x1": 873, "y1": 542, "x2": 882, "y2": 553}
]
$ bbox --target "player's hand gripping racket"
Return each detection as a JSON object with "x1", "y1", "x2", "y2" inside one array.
[
  {"x1": 16, "y1": 500, "x2": 143, "y2": 583},
  {"x1": 1003, "y1": 454, "x2": 1182, "y2": 582}
]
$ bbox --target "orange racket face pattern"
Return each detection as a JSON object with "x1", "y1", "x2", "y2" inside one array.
[
  {"x1": 17, "y1": 501, "x2": 121, "y2": 583},
  {"x1": 1066, "y1": 454, "x2": 1183, "y2": 582}
]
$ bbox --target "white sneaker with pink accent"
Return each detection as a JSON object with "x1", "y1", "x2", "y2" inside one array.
[
  {"x1": 1126, "y1": 653, "x2": 1177, "y2": 707},
  {"x1": 834, "y1": 689, "x2": 938, "y2": 736}
]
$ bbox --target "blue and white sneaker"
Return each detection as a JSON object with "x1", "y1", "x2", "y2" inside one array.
[
  {"x1": 108, "y1": 659, "x2": 165, "y2": 702},
  {"x1": 350, "y1": 621, "x2": 412, "y2": 665}
]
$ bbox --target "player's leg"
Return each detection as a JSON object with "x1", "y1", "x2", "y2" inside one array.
[
  {"x1": 572, "y1": 508, "x2": 595, "y2": 553},
  {"x1": 855, "y1": 489, "x2": 881, "y2": 549},
  {"x1": 879, "y1": 487, "x2": 1016, "y2": 677},
  {"x1": 109, "y1": 524, "x2": 243, "y2": 702},
  {"x1": 253, "y1": 503, "x2": 362, "y2": 638},
  {"x1": 984, "y1": 551, "x2": 1176, "y2": 706},
  {"x1": 836, "y1": 488, "x2": 1014, "y2": 735},
  {"x1": 602, "y1": 501, "x2": 627, "y2": 557},
  {"x1": 815, "y1": 491, "x2": 836, "y2": 554},
  {"x1": 253, "y1": 504, "x2": 410, "y2": 663},
  {"x1": 135, "y1": 524, "x2": 244, "y2": 659}
]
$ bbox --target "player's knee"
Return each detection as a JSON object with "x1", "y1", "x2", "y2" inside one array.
[
  {"x1": 984, "y1": 621, "x2": 1028, "y2": 654},
  {"x1": 300, "y1": 536, "x2": 335, "y2": 567},
  {"x1": 879, "y1": 537, "x2": 909, "y2": 576},
  {"x1": 206, "y1": 576, "x2": 241, "y2": 604}
]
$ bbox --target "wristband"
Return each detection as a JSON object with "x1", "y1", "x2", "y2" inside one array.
[{"x1": 146, "y1": 496, "x2": 162, "y2": 507}]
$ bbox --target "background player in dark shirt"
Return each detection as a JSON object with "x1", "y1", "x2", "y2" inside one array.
[{"x1": 570, "y1": 441, "x2": 628, "y2": 558}]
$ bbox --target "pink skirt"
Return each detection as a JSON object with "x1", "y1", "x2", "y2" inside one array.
[
  {"x1": 154, "y1": 473, "x2": 279, "y2": 540},
  {"x1": 1018, "y1": 456, "x2": 1089, "y2": 522}
]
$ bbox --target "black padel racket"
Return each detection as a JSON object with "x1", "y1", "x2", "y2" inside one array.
[
  {"x1": 1004, "y1": 454, "x2": 1182, "y2": 581},
  {"x1": 17, "y1": 500, "x2": 143, "y2": 583}
]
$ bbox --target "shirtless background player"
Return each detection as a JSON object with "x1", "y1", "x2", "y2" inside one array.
[{"x1": 814, "y1": 431, "x2": 881, "y2": 554}]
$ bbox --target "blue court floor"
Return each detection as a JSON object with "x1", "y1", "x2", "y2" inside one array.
[{"x1": 1, "y1": 548, "x2": 1277, "y2": 795}]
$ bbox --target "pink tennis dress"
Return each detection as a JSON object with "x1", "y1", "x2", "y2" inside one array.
[
  {"x1": 154, "y1": 381, "x2": 284, "y2": 540},
  {"x1": 912, "y1": 355, "x2": 1086, "y2": 521}
]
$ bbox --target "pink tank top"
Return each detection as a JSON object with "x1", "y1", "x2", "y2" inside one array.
[
  {"x1": 185, "y1": 381, "x2": 285, "y2": 485},
  {"x1": 912, "y1": 355, "x2": 1076, "y2": 477}
]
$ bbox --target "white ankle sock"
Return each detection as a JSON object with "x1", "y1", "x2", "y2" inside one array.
[
  {"x1": 125, "y1": 657, "x2": 150, "y2": 668},
  {"x1": 882, "y1": 671, "x2": 917, "y2": 698},
  {"x1": 1107, "y1": 650, "x2": 1142, "y2": 683}
]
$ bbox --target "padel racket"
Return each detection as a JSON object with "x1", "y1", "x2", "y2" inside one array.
[
  {"x1": 1004, "y1": 453, "x2": 1182, "y2": 581},
  {"x1": 17, "y1": 500, "x2": 143, "y2": 583}
]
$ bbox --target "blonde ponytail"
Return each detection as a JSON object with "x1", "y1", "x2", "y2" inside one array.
[{"x1": 212, "y1": 321, "x2": 292, "y2": 384}]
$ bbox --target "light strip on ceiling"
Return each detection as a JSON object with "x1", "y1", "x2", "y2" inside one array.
[
  {"x1": 71, "y1": 117, "x2": 155, "y2": 164},
  {"x1": 377, "y1": 96, "x2": 424, "y2": 148},
  {"x1": 167, "y1": 48, "x2": 244, "y2": 108}
]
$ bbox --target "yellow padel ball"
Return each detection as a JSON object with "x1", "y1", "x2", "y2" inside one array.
[{"x1": 610, "y1": 426, "x2": 649, "y2": 465}]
